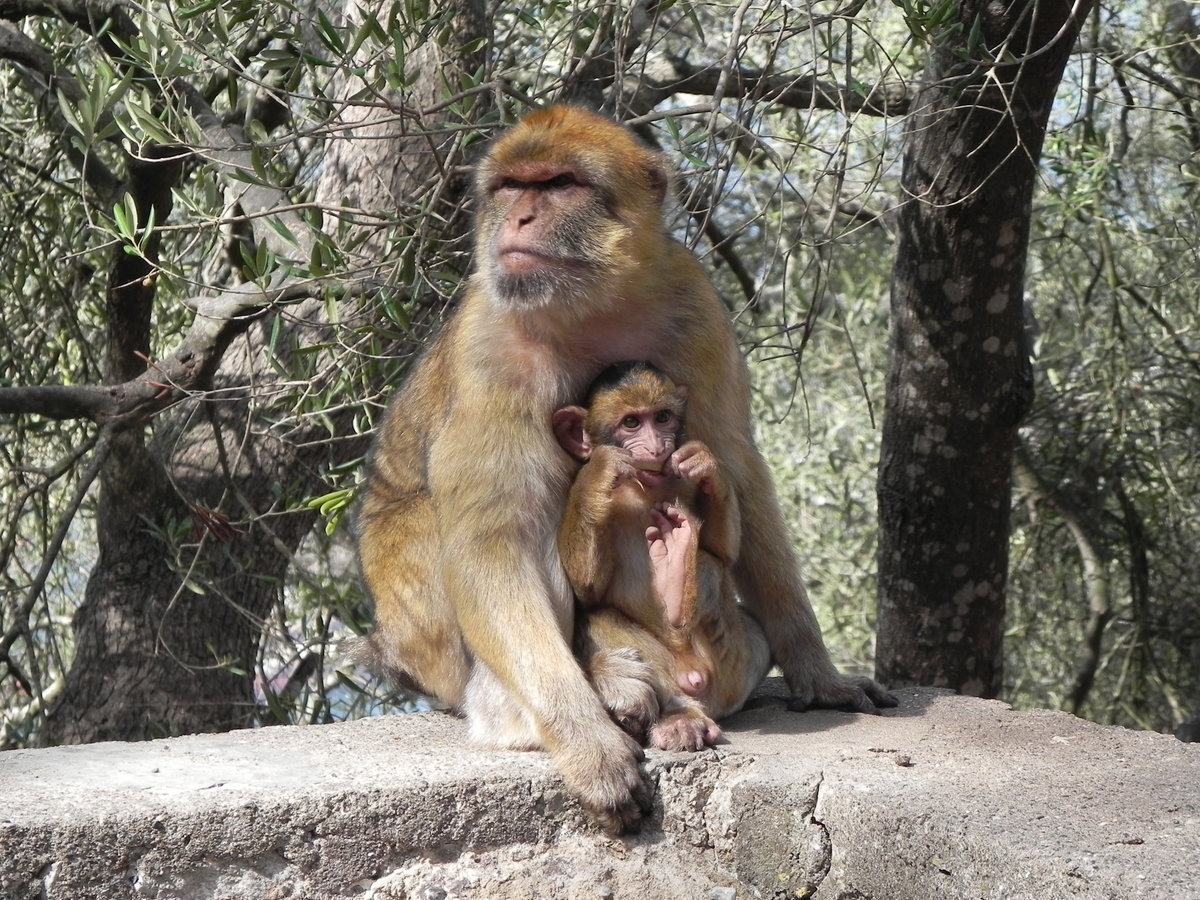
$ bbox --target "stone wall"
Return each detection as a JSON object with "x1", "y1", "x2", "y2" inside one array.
[{"x1": 1, "y1": 687, "x2": 1197, "y2": 899}]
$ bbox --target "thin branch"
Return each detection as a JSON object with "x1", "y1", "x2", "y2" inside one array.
[
  {"x1": 0, "y1": 21, "x2": 122, "y2": 201},
  {"x1": 0, "y1": 423, "x2": 113, "y2": 662},
  {"x1": 626, "y1": 56, "x2": 912, "y2": 118},
  {"x1": 0, "y1": 276, "x2": 367, "y2": 423},
  {"x1": 174, "y1": 79, "x2": 311, "y2": 260},
  {"x1": 699, "y1": 215, "x2": 756, "y2": 304},
  {"x1": 1013, "y1": 443, "x2": 1111, "y2": 715}
]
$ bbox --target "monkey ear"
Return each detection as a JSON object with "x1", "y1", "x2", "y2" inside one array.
[
  {"x1": 673, "y1": 385, "x2": 689, "y2": 403},
  {"x1": 646, "y1": 156, "x2": 671, "y2": 201},
  {"x1": 552, "y1": 406, "x2": 591, "y2": 461}
]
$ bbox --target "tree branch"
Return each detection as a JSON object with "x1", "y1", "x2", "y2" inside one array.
[
  {"x1": 0, "y1": 277, "x2": 357, "y2": 424},
  {"x1": 626, "y1": 56, "x2": 912, "y2": 118},
  {"x1": 1014, "y1": 442, "x2": 1112, "y2": 715},
  {"x1": 0, "y1": 385, "x2": 117, "y2": 421},
  {"x1": 175, "y1": 80, "x2": 311, "y2": 262},
  {"x1": 0, "y1": 21, "x2": 121, "y2": 201},
  {"x1": 0, "y1": 0, "x2": 137, "y2": 43},
  {"x1": 0, "y1": 422, "x2": 113, "y2": 664}
]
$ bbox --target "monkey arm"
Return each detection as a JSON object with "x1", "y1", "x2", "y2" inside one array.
[
  {"x1": 559, "y1": 445, "x2": 638, "y2": 605},
  {"x1": 696, "y1": 473, "x2": 740, "y2": 565},
  {"x1": 670, "y1": 440, "x2": 741, "y2": 564},
  {"x1": 558, "y1": 466, "x2": 617, "y2": 607}
]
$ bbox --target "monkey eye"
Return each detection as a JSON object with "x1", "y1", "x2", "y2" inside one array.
[
  {"x1": 621, "y1": 415, "x2": 640, "y2": 429},
  {"x1": 543, "y1": 173, "x2": 578, "y2": 189},
  {"x1": 653, "y1": 410, "x2": 674, "y2": 425}
]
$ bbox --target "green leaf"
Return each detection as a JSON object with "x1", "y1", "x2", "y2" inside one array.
[
  {"x1": 178, "y1": 0, "x2": 220, "y2": 18},
  {"x1": 113, "y1": 194, "x2": 138, "y2": 241}
]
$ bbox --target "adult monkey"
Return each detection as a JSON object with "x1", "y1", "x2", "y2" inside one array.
[{"x1": 357, "y1": 106, "x2": 896, "y2": 834}]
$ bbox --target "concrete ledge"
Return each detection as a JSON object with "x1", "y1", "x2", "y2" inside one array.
[{"x1": 1, "y1": 687, "x2": 1197, "y2": 899}]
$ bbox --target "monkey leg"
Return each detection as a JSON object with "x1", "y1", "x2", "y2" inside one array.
[
  {"x1": 583, "y1": 647, "x2": 661, "y2": 745},
  {"x1": 357, "y1": 493, "x2": 471, "y2": 705},
  {"x1": 681, "y1": 558, "x2": 772, "y2": 721},
  {"x1": 701, "y1": 608, "x2": 772, "y2": 720},
  {"x1": 577, "y1": 606, "x2": 723, "y2": 755},
  {"x1": 576, "y1": 609, "x2": 666, "y2": 743},
  {"x1": 579, "y1": 608, "x2": 722, "y2": 753},
  {"x1": 649, "y1": 704, "x2": 722, "y2": 752}
]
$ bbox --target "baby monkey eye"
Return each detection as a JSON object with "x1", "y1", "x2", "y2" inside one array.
[
  {"x1": 621, "y1": 415, "x2": 640, "y2": 429},
  {"x1": 653, "y1": 410, "x2": 673, "y2": 424}
]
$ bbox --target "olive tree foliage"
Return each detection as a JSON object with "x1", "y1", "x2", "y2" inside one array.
[
  {"x1": 0, "y1": 0, "x2": 924, "y2": 747},
  {"x1": 1007, "y1": 1, "x2": 1200, "y2": 733},
  {"x1": 0, "y1": 0, "x2": 489, "y2": 745},
  {"x1": 1, "y1": 0, "x2": 1198, "y2": 748},
  {"x1": 748, "y1": 0, "x2": 1200, "y2": 734}
]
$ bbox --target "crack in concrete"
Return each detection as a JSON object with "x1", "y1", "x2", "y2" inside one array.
[{"x1": 807, "y1": 772, "x2": 833, "y2": 896}]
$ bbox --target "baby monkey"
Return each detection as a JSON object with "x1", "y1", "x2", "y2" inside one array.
[{"x1": 553, "y1": 362, "x2": 771, "y2": 751}]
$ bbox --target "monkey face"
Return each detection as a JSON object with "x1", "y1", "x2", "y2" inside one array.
[
  {"x1": 608, "y1": 406, "x2": 680, "y2": 479},
  {"x1": 473, "y1": 107, "x2": 671, "y2": 312},
  {"x1": 482, "y1": 167, "x2": 614, "y2": 308}
]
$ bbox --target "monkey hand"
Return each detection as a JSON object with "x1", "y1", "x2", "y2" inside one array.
[
  {"x1": 553, "y1": 716, "x2": 654, "y2": 835},
  {"x1": 649, "y1": 708, "x2": 722, "y2": 752},
  {"x1": 669, "y1": 441, "x2": 719, "y2": 494},
  {"x1": 590, "y1": 444, "x2": 641, "y2": 489},
  {"x1": 786, "y1": 672, "x2": 900, "y2": 715}
]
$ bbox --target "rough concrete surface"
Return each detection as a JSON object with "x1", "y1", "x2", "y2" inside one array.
[{"x1": 1, "y1": 686, "x2": 1197, "y2": 900}]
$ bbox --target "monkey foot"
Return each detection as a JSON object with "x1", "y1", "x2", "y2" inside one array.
[
  {"x1": 649, "y1": 710, "x2": 721, "y2": 752},
  {"x1": 787, "y1": 673, "x2": 901, "y2": 715},
  {"x1": 646, "y1": 503, "x2": 695, "y2": 627}
]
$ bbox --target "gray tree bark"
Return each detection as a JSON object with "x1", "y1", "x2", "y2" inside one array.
[{"x1": 876, "y1": 0, "x2": 1093, "y2": 696}]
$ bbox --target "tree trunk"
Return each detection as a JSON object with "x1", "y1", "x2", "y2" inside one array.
[
  {"x1": 41, "y1": 389, "x2": 337, "y2": 742},
  {"x1": 40, "y1": 0, "x2": 487, "y2": 744},
  {"x1": 875, "y1": 0, "x2": 1091, "y2": 695}
]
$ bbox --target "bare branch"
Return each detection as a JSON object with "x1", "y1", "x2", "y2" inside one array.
[
  {"x1": 0, "y1": 385, "x2": 117, "y2": 421},
  {"x1": 699, "y1": 214, "x2": 757, "y2": 305},
  {"x1": 626, "y1": 56, "x2": 911, "y2": 118},
  {"x1": 0, "y1": 0, "x2": 137, "y2": 42},
  {"x1": 0, "y1": 277, "x2": 360, "y2": 424}
]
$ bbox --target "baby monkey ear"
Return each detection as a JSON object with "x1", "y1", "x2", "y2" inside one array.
[{"x1": 552, "y1": 406, "x2": 592, "y2": 461}]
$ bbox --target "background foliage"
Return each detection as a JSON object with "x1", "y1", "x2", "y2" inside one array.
[{"x1": 1, "y1": 0, "x2": 1198, "y2": 746}]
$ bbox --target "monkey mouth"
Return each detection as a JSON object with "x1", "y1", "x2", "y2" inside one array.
[
  {"x1": 632, "y1": 458, "x2": 665, "y2": 473},
  {"x1": 499, "y1": 249, "x2": 553, "y2": 275},
  {"x1": 634, "y1": 462, "x2": 668, "y2": 488},
  {"x1": 499, "y1": 247, "x2": 585, "y2": 275},
  {"x1": 496, "y1": 244, "x2": 590, "y2": 277}
]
